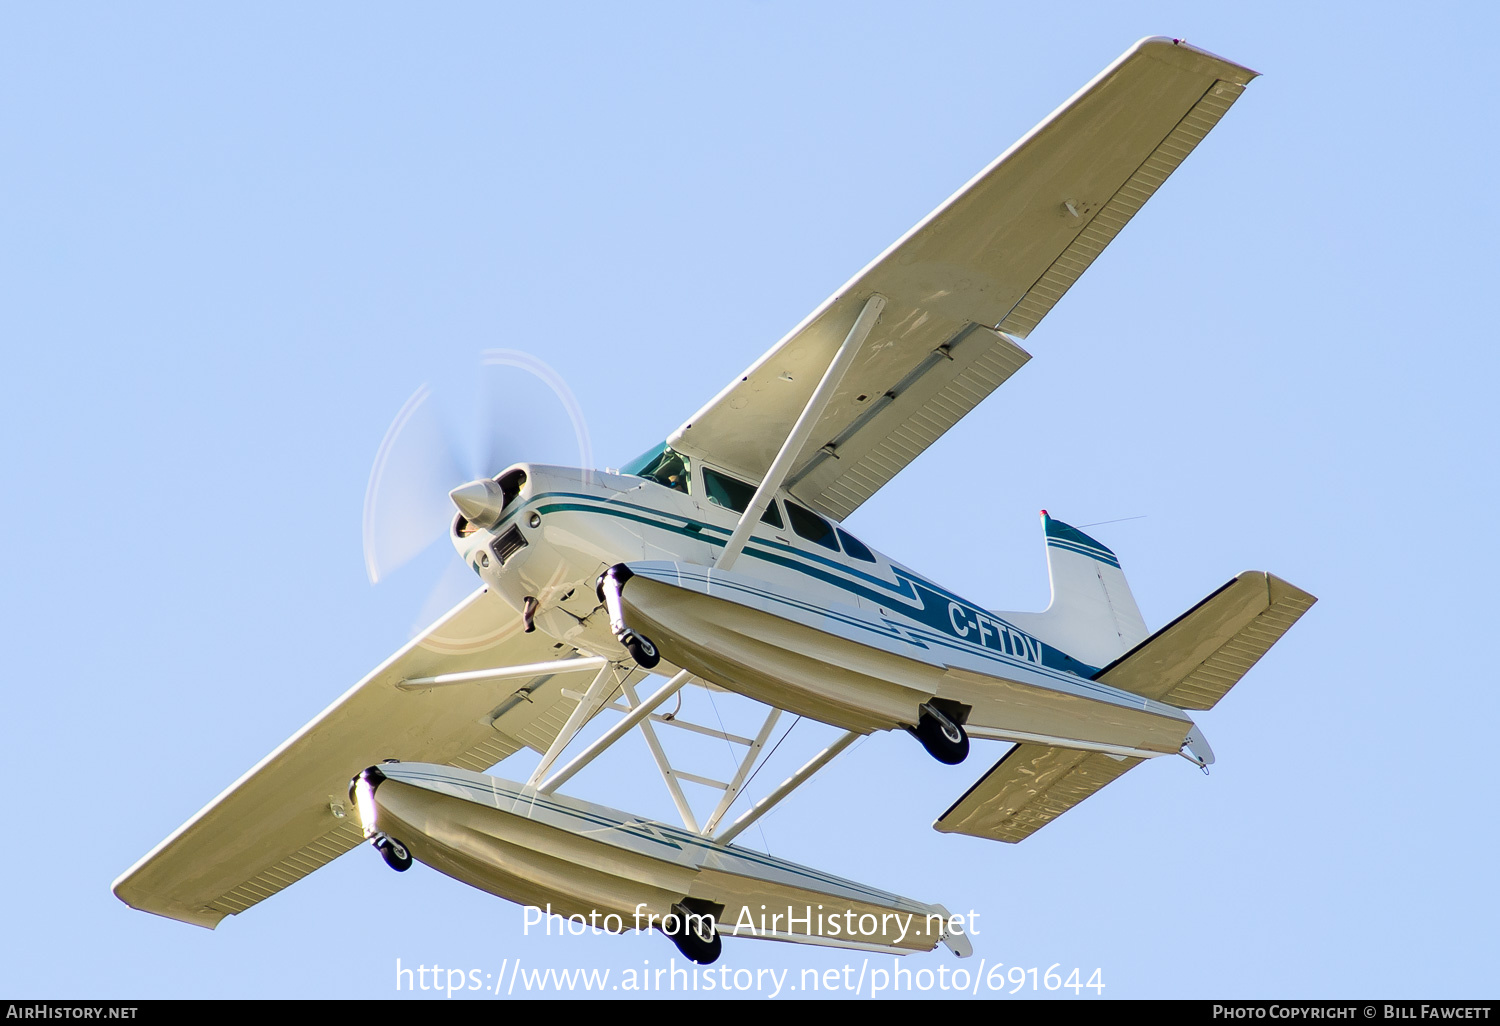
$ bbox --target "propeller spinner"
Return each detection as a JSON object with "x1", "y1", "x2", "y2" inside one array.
[{"x1": 360, "y1": 350, "x2": 593, "y2": 627}]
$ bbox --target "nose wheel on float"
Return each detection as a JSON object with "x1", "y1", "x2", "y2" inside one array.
[
  {"x1": 618, "y1": 629, "x2": 660, "y2": 669},
  {"x1": 371, "y1": 833, "x2": 412, "y2": 872},
  {"x1": 597, "y1": 565, "x2": 662, "y2": 669}
]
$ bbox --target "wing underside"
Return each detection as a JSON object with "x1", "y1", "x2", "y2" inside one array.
[
  {"x1": 113, "y1": 589, "x2": 616, "y2": 928},
  {"x1": 669, "y1": 38, "x2": 1257, "y2": 520}
]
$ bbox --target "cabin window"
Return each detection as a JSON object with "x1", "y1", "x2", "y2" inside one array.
[
  {"x1": 621, "y1": 443, "x2": 690, "y2": 494},
  {"x1": 786, "y1": 501, "x2": 838, "y2": 551},
  {"x1": 701, "y1": 467, "x2": 783, "y2": 528},
  {"x1": 837, "y1": 528, "x2": 877, "y2": 563}
]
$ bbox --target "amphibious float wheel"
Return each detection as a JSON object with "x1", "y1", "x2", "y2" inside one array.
[
  {"x1": 376, "y1": 836, "x2": 413, "y2": 872},
  {"x1": 908, "y1": 711, "x2": 970, "y2": 765},
  {"x1": 621, "y1": 630, "x2": 660, "y2": 669},
  {"x1": 663, "y1": 916, "x2": 722, "y2": 965}
]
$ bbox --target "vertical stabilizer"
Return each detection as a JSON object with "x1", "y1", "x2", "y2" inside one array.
[{"x1": 995, "y1": 512, "x2": 1150, "y2": 669}]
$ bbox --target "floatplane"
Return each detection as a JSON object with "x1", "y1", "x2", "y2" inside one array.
[{"x1": 114, "y1": 37, "x2": 1313, "y2": 965}]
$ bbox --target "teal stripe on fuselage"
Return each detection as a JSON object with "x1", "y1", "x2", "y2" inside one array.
[
  {"x1": 656, "y1": 563, "x2": 1135, "y2": 706},
  {"x1": 517, "y1": 490, "x2": 1102, "y2": 679}
]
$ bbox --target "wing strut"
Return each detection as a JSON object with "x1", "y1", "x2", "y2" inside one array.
[
  {"x1": 535, "y1": 672, "x2": 853, "y2": 837},
  {"x1": 702, "y1": 707, "x2": 782, "y2": 835},
  {"x1": 398, "y1": 655, "x2": 607, "y2": 690},
  {"x1": 592, "y1": 691, "x2": 783, "y2": 835},
  {"x1": 620, "y1": 679, "x2": 702, "y2": 831},
  {"x1": 714, "y1": 293, "x2": 886, "y2": 571},
  {"x1": 714, "y1": 729, "x2": 859, "y2": 844},
  {"x1": 526, "y1": 660, "x2": 629, "y2": 787},
  {"x1": 538, "y1": 670, "x2": 693, "y2": 794}
]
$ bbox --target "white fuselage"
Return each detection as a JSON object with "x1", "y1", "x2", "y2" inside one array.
[{"x1": 454, "y1": 463, "x2": 1194, "y2": 757}]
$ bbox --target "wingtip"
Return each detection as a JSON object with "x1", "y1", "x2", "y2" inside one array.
[
  {"x1": 1131, "y1": 35, "x2": 1261, "y2": 83},
  {"x1": 112, "y1": 863, "x2": 227, "y2": 930}
]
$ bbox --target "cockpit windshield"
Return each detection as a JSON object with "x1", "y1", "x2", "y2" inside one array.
[{"x1": 621, "y1": 443, "x2": 691, "y2": 494}]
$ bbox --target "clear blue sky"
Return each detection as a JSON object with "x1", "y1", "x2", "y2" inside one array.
[{"x1": 4, "y1": 1, "x2": 1496, "y2": 999}]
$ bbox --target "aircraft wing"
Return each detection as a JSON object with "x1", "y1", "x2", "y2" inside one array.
[
  {"x1": 933, "y1": 743, "x2": 1144, "y2": 844},
  {"x1": 668, "y1": 38, "x2": 1257, "y2": 521},
  {"x1": 113, "y1": 588, "x2": 614, "y2": 929}
]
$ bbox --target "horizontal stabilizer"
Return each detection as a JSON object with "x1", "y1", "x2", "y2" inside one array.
[
  {"x1": 1094, "y1": 571, "x2": 1316, "y2": 710},
  {"x1": 934, "y1": 743, "x2": 1142, "y2": 844}
]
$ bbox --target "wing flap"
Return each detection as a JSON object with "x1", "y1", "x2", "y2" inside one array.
[
  {"x1": 1094, "y1": 572, "x2": 1316, "y2": 710},
  {"x1": 787, "y1": 326, "x2": 1031, "y2": 521},
  {"x1": 113, "y1": 588, "x2": 611, "y2": 928},
  {"x1": 934, "y1": 743, "x2": 1143, "y2": 844}
]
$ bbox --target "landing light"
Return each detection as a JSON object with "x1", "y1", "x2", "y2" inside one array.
[{"x1": 352, "y1": 771, "x2": 381, "y2": 836}]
